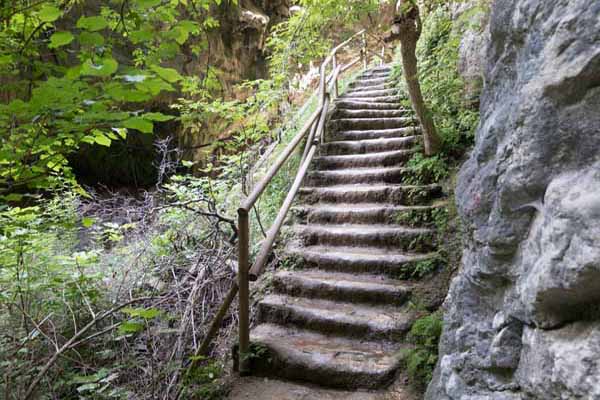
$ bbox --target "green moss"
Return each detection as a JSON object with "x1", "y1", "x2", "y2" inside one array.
[{"x1": 402, "y1": 312, "x2": 443, "y2": 389}]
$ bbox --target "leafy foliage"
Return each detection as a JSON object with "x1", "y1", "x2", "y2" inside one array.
[
  {"x1": 404, "y1": 151, "x2": 449, "y2": 185},
  {"x1": 402, "y1": 312, "x2": 443, "y2": 388},
  {"x1": 0, "y1": 0, "x2": 224, "y2": 197}
]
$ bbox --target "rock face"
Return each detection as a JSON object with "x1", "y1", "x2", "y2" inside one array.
[
  {"x1": 426, "y1": 1, "x2": 600, "y2": 399},
  {"x1": 451, "y1": 1, "x2": 490, "y2": 103}
]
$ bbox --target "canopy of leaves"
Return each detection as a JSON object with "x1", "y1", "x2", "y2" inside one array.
[{"x1": 0, "y1": 0, "x2": 224, "y2": 199}]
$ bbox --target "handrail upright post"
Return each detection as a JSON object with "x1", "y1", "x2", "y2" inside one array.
[
  {"x1": 361, "y1": 32, "x2": 368, "y2": 70},
  {"x1": 237, "y1": 208, "x2": 250, "y2": 376},
  {"x1": 381, "y1": 45, "x2": 385, "y2": 66},
  {"x1": 332, "y1": 55, "x2": 339, "y2": 98},
  {"x1": 319, "y1": 63, "x2": 327, "y2": 106}
]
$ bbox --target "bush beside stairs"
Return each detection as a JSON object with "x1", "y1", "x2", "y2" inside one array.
[{"x1": 245, "y1": 66, "x2": 446, "y2": 390}]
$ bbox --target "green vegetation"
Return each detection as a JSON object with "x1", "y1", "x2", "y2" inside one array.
[
  {"x1": 0, "y1": 1, "x2": 391, "y2": 397},
  {"x1": 393, "y1": 3, "x2": 482, "y2": 184},
  {"x1": 0, "y1": 0, "x2": 226, "y2": 197},
  {"x1": 402, "y1": 312, "x2": 443, "y2": 389}
]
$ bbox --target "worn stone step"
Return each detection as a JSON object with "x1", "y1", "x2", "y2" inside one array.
[
  {"x1": 345, "y1": 82, "x2": 396, "y2": 92},
  {"x1": 343, "y1": 88, "x2": 399, "y2": 98},
  {"x1": 333, "y1": 108, "x2": 410, "y2": 119},
  {"x1": 330, "y1": 117, "x2": 415, "y2": 131},
  {"x1": 347, "y1": 77, "x2": 389, "y2": 87},
  {"x1": 306, "y1": 166, "x2": 409, "y2": 186},
  {"x1": 272, "y1": 270, "x2": 412, "y2": 306},
  {"x1": 313, "y1": 149, "x2": 415, "y2": 170},
  {"x1": 258, "y1": 294, "x2": 414, "y2": 340},
  {"x1": 330, "y1": 127, "x2": 420, "y2": 141},
  {"x1": 321, "y1": 136, "x2": 417, "y2": 156},
  {"x1": 367, "y1": 65, "x2": 392, "y2": 73},
  {"x1": 359, "y1": 71, "x2": 391, "y2": 80},
  {"x1": 294, "y1": 223, "x2": 435, "y2": 251},
  {"x1": 248, "y1": 323, "x2": 404, "y2": 389},
  {"x1": 341, "y1": 95, "x2": 405, "y2": 103},
  {"x1": 299, "y1": 183, "x2": 443, "y2": 205},
  {"x1": 285, "y1": 244, "x2": 438, "y2": 277},
  {"x1": 335, "y1": 100, "x2": 401, "y2": 110},
  {"x1": 292, "y1": 203, "x2": 442, "y2": 225}
]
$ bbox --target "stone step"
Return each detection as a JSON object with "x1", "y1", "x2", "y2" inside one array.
[
  {"x1": 347, "y1": 77, "x2": 389, "y2": 87},
  {"x1": 341, "y1": 95, "x2": 405, "y2": 103},
  {"x1": 248, "y1": 323, "x2": 404, "y2": 389},
  {"x1": 321, "y1": 136, "x2": 417, "y2": 156},
  {"x1": 272, "y1": 270, "x2": 412, "y2": 306},
  {"x1": 292, "y1": 203, "x2": 442, "y2": 225},
  {"x1": 285, "y1": 244, "x2": 438, "y2": 277},
  {"x1": 330, "y1": 127, "x2": 420, "y2": 141},
  {"x1": 313, "y1": 149, "x2": 415, "y2": 170},
  {"x1": 345, "y1": 82, "x2": 396, "y2": 92},
  {"x1": 298, "y1": 183, "x2": 443, "y2": 205},
  {"x1": 258, "y1": 294, "x2": 414, "y2": 340},
  {"x1": 330, "y1": 117, "x2": 415, "y2": 131},
  {"x1": 306, "y1": 166, "x2": 409, "y2": 186},
  {"x1": 367, "y1": 65, "x2": 392, "y2": 73},
  {"x1": 344, "y1": 88, "x2": 399, "y2": 98},
  {"x1": 335, "y1": 100, "x2": 402, "y2": 110},
  {"x1": 333, "y1": 108, "x2": 410, "y2": 119},
  {"x1": 294, "y1": 223, "x2": 435, "y2": 251},
  {"x1": 359, "y1": 71, "x2": 391, "y2": 80}
]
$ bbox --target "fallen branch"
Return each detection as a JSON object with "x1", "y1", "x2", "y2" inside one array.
[{"x1": 24, "y1": 297, "x2": 154, "y2": 400}]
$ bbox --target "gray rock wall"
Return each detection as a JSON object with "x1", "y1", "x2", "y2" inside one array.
[{"x1": 426, "y1": 0, "x2": 600, "y2": 398}]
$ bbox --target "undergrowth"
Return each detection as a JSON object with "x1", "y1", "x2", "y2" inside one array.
[{"x1": 402, "y1": 312, "x2": 443, "y2": 389}]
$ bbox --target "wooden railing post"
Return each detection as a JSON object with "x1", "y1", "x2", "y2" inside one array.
[
  {"x1": 332, "y1": 54, "x2": 339, "y2": 98},
  {"x1": 237, "y1": 208, "x2": 250, "y2": 375},
  {"x1": 361, "y1": 31, "x2": 368, "y2": 69},
  {"x1": 381, "y1": 45, "x2": 385, "y2": 66}
]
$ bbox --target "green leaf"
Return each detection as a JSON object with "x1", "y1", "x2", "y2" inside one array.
[
  {"x1": 106, "y1": 84, "x2": 151, "y2": 102},
  {"x1": 118, "y1": 321, "x2": 145, "y2": 334},
  {"x1": 79, "y1": 31, "x2": 105, "y2": 46},
  {"x1": 81, "y1": 57, "x2": 118, "y2": 77},
  {"x1": 182, "y1": 160, "x2": 195, "y2": 168},
  {"x1": 150, "y1": 65, "x2": 182, "y2": 83},
  {"x1": 3, "y1": 193, "x2": 24, "y2": 202},
  {"x1": 48, "y1": 31, "x2": 74, "y2": 48},
  {"x1": 136, "y1": 78, "x2": 174, "y2": 95},
  {"x1": 142, "y1": 112, "x2": 175, "y2": 122},
  {"x1": 112, "y1": 127, "x2": 127, "y2": 139},
  {"x1": 130, "y1": 27, "x2": 154, "y2": 44},
  {"x1": 136, "y1": 0, "x2": 162, "y2": 9},
  {"x1": 82, "y1": 217, "x2": 96, "y2": 228},
  {"x1": 93, "y1": 133, "x2": 112, "y2": 147},
  {"x1": 39, "y1": 5, "x2": 61, "y2": 22},
  {"x1": 122, "y1": 307, "x2": 161, "y2": 319},
  {"x1": 76, "y1": 383, "x2": 99, "y2": 392},
  {"x1": 77, "y1": 16, "x2": 108, "y2": 32},
  {"x1": 123, "y1": 117, "x2": 153, "y2": 133}
]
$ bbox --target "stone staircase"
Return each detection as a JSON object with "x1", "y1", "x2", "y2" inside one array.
[{"x1": 247, "y1": 66, "x2": 444, "y2": 391}]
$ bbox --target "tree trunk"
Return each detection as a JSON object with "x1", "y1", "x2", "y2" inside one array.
[
  {"x1": 387, "y1": 2, "x2": 441, "y2": 156},
  {"x1": 399, "y1": 36, "x2": 441, "y2": 155}
]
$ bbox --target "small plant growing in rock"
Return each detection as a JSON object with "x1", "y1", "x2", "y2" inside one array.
[
  {"x1": 404, "y1": 152, "x2": 449, "y2": 186},
  {"x1": 402, "y1": 312, "x2": 443, "y2": 389}
]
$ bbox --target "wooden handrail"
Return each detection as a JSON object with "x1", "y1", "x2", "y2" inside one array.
[
  {"x1": 249, "y1": 94, "x2": 331, "y2": 281},
  {"x1": 241, "y1": 107, "x2": 322, "y2": 212},
  {"x1": 195, "y1": 29, "x2": 383, "y2": 376}
]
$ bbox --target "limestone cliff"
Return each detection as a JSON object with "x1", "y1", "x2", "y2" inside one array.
[{"x1": 426, "y1": 1, "x2": 600, "y2": 399}]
